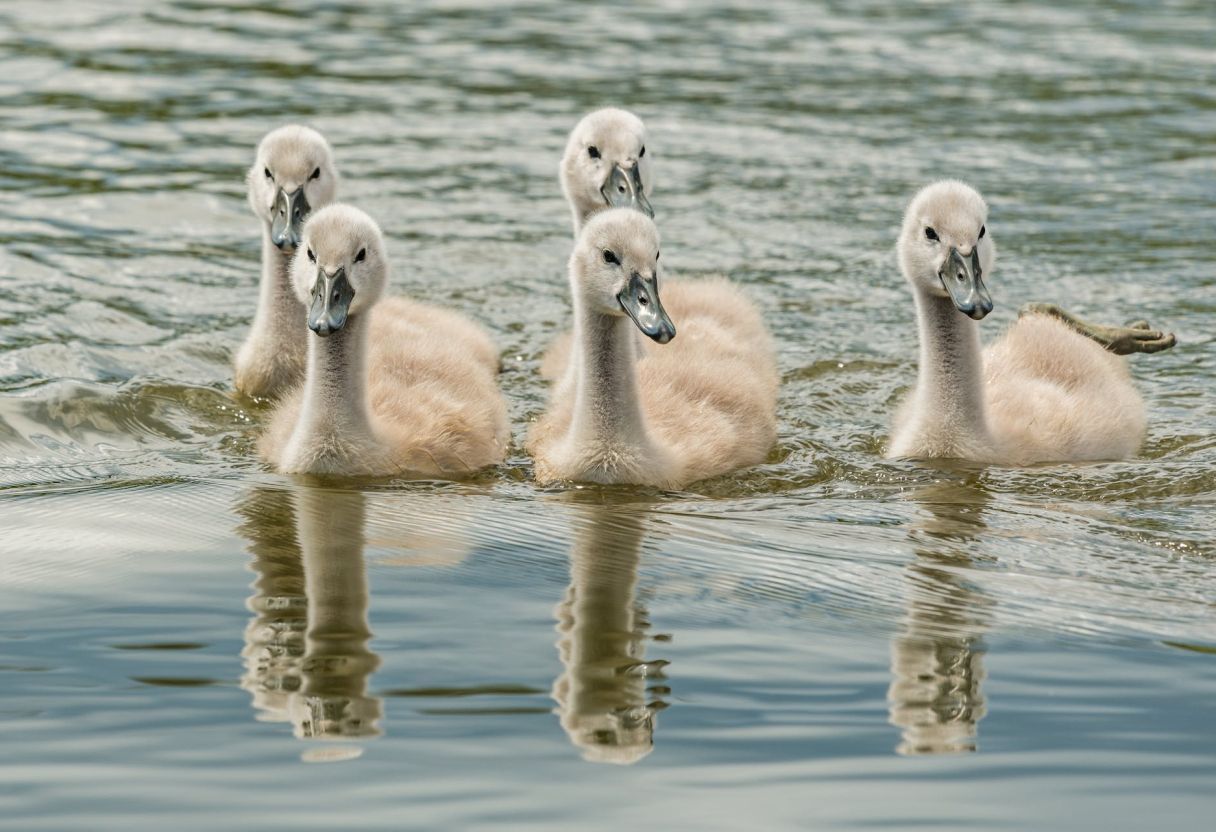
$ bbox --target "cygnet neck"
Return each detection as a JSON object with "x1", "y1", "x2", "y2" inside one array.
[
  {"x1": 252, "y1": 231, "x2": 307, "y2": 352},
  {"x1": 910, "y1": 286, "x2": 993, "y2": 448},
  {"x1": 569, "y1": 293, "x2": 651, "y2": 450},
  {"x1": 294, "y1": 310, "x2": 375, "y2": 447},
  {"x1": 570, "y1": 197, "x2": 599, "y2": 237}
]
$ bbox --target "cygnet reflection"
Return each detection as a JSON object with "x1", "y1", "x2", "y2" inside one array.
[
  {"x1": 552, "y1": 499, "x2": 670, "y2": 764},
  {"x1": 237, "y1": 484, "x2": 381, "y2": 752},
  {"x1": 888, "y1": 476, "x2": 994, "y2": 755}
]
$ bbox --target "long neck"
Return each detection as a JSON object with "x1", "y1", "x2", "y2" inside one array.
[
  {"x1": 569, "y1": 299, "x2": 650, "y2": 449},
  {"x1": 252, "y1": 232, "x2": 305, "y2": 344},
  {"x1": 294, "y1": 312, "x2": 374, "y2": 444},
  {"x1": 562, "y1": 161, "x2": 596, "y2": 236},
  {"x1": 570, "y1": 199, "x2": 602, "y2": 237},
  {"x1": 910, "y1": 289, "x2": 991, "y2": 444}
]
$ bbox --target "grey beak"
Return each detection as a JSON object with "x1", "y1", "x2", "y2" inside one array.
[
  {"x1": 308, "y1": 267, "x2": 355, "y2": 336},
  {"x1": 601, "y1": 163, "x2": 654, "y2": 218},
  {"x1": 618, "y1": 270, "x2": 675, "y2": 343},
  {"x1": 939, "y1": 247, "x2": 993, "y2": 320},
  {"x1": 270, "y1": 187, "x2": 311, "y2": 251}
]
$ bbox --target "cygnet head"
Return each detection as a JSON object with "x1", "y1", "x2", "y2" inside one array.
[
  {"x1": 291, "y1": 204, "x2": 387, "y2": 337},
  {"x1": 898, "y1": 180, "x2": 997, "y2": 320},
  {"x1": 561, "y1": 108, "x2": 655, "y2": 227},
  {"x1": 248, "y1": 125, "x2": 339, "y2": 253},
  {"x1": 571, "y1": 208, "x2": 675, "y2": 344}
]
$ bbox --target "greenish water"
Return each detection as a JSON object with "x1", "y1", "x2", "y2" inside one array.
[{"x1": 1, "y1": 1, "x2": 1214, "y2": 829}]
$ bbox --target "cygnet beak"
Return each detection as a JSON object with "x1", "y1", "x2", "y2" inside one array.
[
  {"x1": 600, "y1": 163, "x2": 654, "y2": 218},
  {"x1": 618, "y1": 269, "x2": 675, "y2": 343},
  {"x1": 939, "y1": 247, "x2": 993, "y2": 320},
  {"x1": 271, "y1": 187, "x2": 311, "y2": 251},
  {"x1": 308, "y1": 266, "x2": 355, "y2": 336}
]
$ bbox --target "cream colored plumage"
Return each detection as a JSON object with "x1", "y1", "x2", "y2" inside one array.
[
  {"x1": 560, "y1": 108, "x2": 654, "y2": 234},
  {"x1": 235, "y1": 125, "x2": 340, "y2": 399},
  {"x1": 888, "y1": 180, "x2": 1150, "y2": 464},
  {"x1": 260, "y1": 205, "x2": 508, "y2": 478},
  {"x1": 548, "y1": 109, "x2": 768, "y2": 384},
  {"x1": 529, "y1": 209, "x2": 777, "y2": 488}
]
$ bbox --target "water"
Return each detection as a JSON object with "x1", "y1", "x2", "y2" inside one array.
[{"x1": 1, "y1": 0, "x2": 1214, "y2": 828}]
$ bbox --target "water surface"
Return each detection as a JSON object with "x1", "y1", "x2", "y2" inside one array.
[{"x1": 1, "y1": 1, "x2": 1214, "y2": 829}]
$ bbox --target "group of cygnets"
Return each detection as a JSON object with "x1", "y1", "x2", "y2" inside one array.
[{"x1": 234, "y1": 109, "x2": 1176, "y2": 489}]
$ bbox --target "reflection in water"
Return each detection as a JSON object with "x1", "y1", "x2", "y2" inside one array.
[
  {"x1": 889, "y1": 477, "x2": 994, "y2": 755},
  {"x1": 237, "y1": 487, "x2": 307, "y2": 727},
  {"x1": 552, "y1": 501, "x2": 670, "y2": 765},
  {"x1": 237, "y1": 485, "x2": 381, "y2": 757}
]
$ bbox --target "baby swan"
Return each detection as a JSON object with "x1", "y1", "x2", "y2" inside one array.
[
  {"x1": 529, "y1": 209, "x2": 777, "y2": 488},
  {"x1": 549, "y1": 108, "x2": 770, "y2": 382},
  {"x1": 235, "y1": 125, "x2": 339, "y2": 399},
  {"x1": 560, "y1": 108, "x2": 654, "y2": 234},
  {"x1": 888, "y1": 180, "x2": 1169, "y2": 464},
  {"x1": 260, "y1": 205, "x2": 509, "y2": 478}
]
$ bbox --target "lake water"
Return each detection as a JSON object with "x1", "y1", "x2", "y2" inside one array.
[{"x1": 0, "y1": 1, "x2": 1213, "y2": 829}]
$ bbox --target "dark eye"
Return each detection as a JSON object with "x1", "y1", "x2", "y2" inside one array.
[
  {"x1": 603, "y1": 249, "x2": 619, "y2": 265},
  {"x1": 355, "y1": 247, "x2": 366, "y2": 263},
  {"x1": 310, "y1": 167, "x2": 321, "y2": 181},
  {"x1": 306, "y1": 248, "x2": 316, "y2": 263},
  {"x1": 264, "y1": 167, "x2": 273, "y2": 180},
  {"x1": 639, "y1": 146, "x2": 646, "y2": 158},
  {"x1": 588, "y1": 146, "x2": 601, "y2": 159},
  {"x1": 979, "y1": 224, "x2": 986, "y2": 239},
  {"x1": 925, "y1": 227, "x2": 939, "y2": 241},
  {"x1": 655, "y1": 251, "x2": 660, "y2": 260}
]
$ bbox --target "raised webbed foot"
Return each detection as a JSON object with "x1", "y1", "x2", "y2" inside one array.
[{"x1": 1019, "y1": 302, "x2": 1177, "y2": 355}]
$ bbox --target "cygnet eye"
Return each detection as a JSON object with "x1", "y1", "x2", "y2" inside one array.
[
  {"x1": 310, "y1": 167, "x2": 321, "y2": 181},
  {"x1": 354, "y1": 247, "x2": 366, "y2": 263},
  {"x1": 655, "y1": 251, "x2": 660, "y2": 260},
  {"x1": 603, "y1": 249, "x2": 619, "y2": 265},
  {"x1": 306, "y1": 248, "x2": 316, "y2": 263},
  {"x1": 264, "y1": 167, "x2": 273, "y2": 181},
  {"x1": 588, "y1": 146, "x2": 601, "y2": 159},
  {"x1": 925, "y1": 227, "x2": 939, "y2": 242},
  {"x1": 639, "y1": 145, "x2": 646, "y2": 158},
  {"x1": 979, "y1": 224, "x2": 986, "y2": 239}
]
